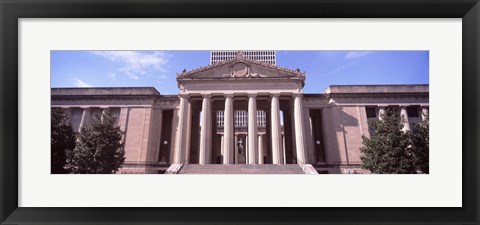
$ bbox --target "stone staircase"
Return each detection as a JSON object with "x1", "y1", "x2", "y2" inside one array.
[{"x1": 167, "y1": 164, "x2": 318, "y2": 174}]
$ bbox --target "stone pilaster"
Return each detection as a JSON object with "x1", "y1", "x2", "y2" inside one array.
[{"x1": 184, "y1": 101, "x2": 193, "y2": 164}]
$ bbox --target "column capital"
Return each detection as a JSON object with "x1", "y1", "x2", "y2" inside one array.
[
  {"x1": 179, "y1": 94, "x2": 190, "y2": 99},
  {"x1": 293, "y1": 93, "x2": 304, "y2": 98},
  {"x1": 247, "y1": 93, "x2": 257, "y2": 98},
  {"x1": 270, "y1": 93, "x2": 280, "y2": 98},
  {"x1": 225, "y1": 94, "x2": 234, "y2": 98},
  {"x1": 201, "y1": 94, "x2": 212, "y2": 99}
]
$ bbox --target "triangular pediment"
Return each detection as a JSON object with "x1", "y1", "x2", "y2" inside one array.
[{"x1": 176, "y1": 54, "x2": 305, "y2": 80}]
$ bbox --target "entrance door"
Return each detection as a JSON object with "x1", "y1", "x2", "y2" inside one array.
[
  {"x1": 158, "y1": 110, "x2": 173, "y2": 163},
  {"x1": 310, "y1": 109, "x2": 326, "y2": 162}
]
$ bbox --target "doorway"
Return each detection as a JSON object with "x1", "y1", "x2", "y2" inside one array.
[{"x1": 158, "y1": 110, "x2": 173, "y2": 163}]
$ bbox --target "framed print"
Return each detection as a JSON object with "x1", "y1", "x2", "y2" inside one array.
[{"x1": 1, "y1": 0, "x2": 479, "y2": 224}]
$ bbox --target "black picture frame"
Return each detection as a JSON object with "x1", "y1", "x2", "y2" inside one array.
[{"x1": 1, "y1": 0, "x2": 479, "y2": 224}]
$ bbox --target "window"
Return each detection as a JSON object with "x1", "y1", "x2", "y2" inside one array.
[
  {"x1": 216, "y1": 111, "x2": 224, "y2": 127},
  {"x1": 234, "y1": 110, "x2": 247, "y2": 127},
  {"x1": 407, "y1": 106, "x2": 419, "y2": 118},
  {"x1": 257, "y1": 111, "x2": 266, "y2": 127},
  {"x1": 366, "y1": 107, "x2": 377, "y2": 118}
]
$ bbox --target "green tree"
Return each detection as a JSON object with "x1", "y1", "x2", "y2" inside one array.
[
  {"x1": 51, "y1": 108, "x2": 76, "y2": 174},
  {"x1": 411, "y1": 112, "x2": 429, "y2": 173},
  {"x1": 360, "y1": 108, "x2": 416, "y2": 174},
  {"x1": 67, "y1": 109, "x2": 125, "y2": 174}
]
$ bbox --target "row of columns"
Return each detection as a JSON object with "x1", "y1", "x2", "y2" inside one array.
[
  {"x1": 75, "y1": 106, "x2": 114, "y2": 132},
  {"x1": 377, "y1": 105, "x2": 429, "y2": 132},
  {"x1": 174, "y1": 93, "x2": 307, "y2": 165}
]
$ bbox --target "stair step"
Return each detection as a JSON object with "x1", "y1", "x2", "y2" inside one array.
[{"x1": 177, "y1": 164, "x2": 307, "y2": 174}]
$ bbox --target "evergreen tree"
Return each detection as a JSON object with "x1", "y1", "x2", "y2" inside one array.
[
  {"x1": 411, "y1": 112, "x2": 429, "y2": 173},
  {"x1": 67, "y1": 109, "x2": 125, "y2": 174},
  {"x1": 51, "y1": 108, "x2": 76, "y2": 174},
  {"x1": 360, "y1": 108, "x2": 416, "y2": 174}
]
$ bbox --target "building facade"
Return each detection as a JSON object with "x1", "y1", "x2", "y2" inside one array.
[
  {"x1": 211, "y1": 50, "x2": 276, "y2": 65},
  {"x1": 51, "y1": 52, "x2": 429, "y2": 174}
]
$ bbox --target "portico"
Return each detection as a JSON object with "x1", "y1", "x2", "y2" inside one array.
[
  {"x1": 175, "y1": 53, "x2": 307, "y2": 165},
  {"x1": 173, "y1": 92, "x2": 307, "y2": 165}
]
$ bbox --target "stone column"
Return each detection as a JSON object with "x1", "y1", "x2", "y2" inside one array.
[
  {"x1": 220, "y1": 135, "x2": 224, "y2": 162},
  {"x1": 79, "y1": 107, "x2": 91, "y2": 131},
  {"x1": 271, "y1": 94, "x2": 283, "y2": 164},
  {"x1": 248, "y1": 94, "x2": 258, "y2": 164},
  {"x1": 282, "y1": 134, "x2": 286, "y2": 164},
  {"x1": 174, "y1": 95, "x2": 189, "y2": 164},
  {"x1": 199, "y1": 94, "x2": 212, "y2": 165},
  {"x1": 400, "y1": 106, "x2": 411, "y2": 131},
  {"x1": 234, "y1": 134, "x2": 239, "y2": 164},
  {"x1": 100, "y1": 106, "x2": 109, "y2": 123},
  {"x1": 246, "y1": 136, "x2": 249, "y2": 163},
  {"x1": 378, "y1": 106, "x2": 386, "y2": 120},
  {"x1": 223, "y1": 94, "x2": 234, "y2": 164},
  {"x1": 294, "y1": 94, "x2": 307, "y2": 164},
  {"x1": 258, "y1": 134, "x2": 264, "y2": 164},
  {"x1": 421, "y1": 106, "x2": 429, "y2": 121}
]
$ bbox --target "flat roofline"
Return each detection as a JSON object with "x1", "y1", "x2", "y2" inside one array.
[
  {"x1": 51, "y1": 87, "x2": 160, "y2": 96},
  {"x1": 324, "y1": 84, "x2": 429, "y2": 94}
]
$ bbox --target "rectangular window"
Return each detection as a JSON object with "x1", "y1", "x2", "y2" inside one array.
[
  {"x1": 257, "y1": 111, "x2": 266, "y2": 127},
  {"x1": 407, "y1": 106, "x2": 419, "y2": 118},
  {"x1": 216, "y1": 111, "x2": 224, "y2": 127},
  {"x1": 366, "y1": 107, "x2": 377, "y2": 118}
]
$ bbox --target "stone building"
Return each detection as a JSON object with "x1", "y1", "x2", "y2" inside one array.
[
  {"x1": 51, "y1": 52, "x2": 429, "y2": 174},
  {"x1": 210, "y1": 50, "x2": 276, "y2": 65}
]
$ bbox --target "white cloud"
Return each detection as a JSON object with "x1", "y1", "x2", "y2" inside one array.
[
  {"x1": 91, "y1": 51, "x2": 168, "y2": 80},
  {"x1": 324, "y1": 51, "x2": 371, "y2": 77},
  {"x1": 108, "y1": 72, "x2": 117, "y2": 81},
  {"x1": 345, "y1": 51, "x2": 371, "y2": 60},
  {"x1": 324, "y1": 60, "x2": 358, "y2": 77},
  {"x1": 72, "y1": 79, "x2": 93, "y2": 87}
]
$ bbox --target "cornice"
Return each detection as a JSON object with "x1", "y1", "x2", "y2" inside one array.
[
  {"x1": 176, "y1": 51, "x2": 305, "y2": 79},
  {"x1": 326, "y1": 92, "x2": 429, "y2": 99}
]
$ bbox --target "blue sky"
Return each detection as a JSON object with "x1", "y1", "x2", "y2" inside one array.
[{"x1": 51, "y1": 50, "x2": 429, "y2": 94}]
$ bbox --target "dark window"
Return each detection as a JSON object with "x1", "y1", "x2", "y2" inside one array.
[
  {"x1": 366, "y1": 107, "x2": 377, "y2": 118},
  {"x1": 410, "y1": 123, "x2": 419, "y2": 134},
  {"x1": 407, "y1": 106, "x2": 419, "y2": 118}
]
